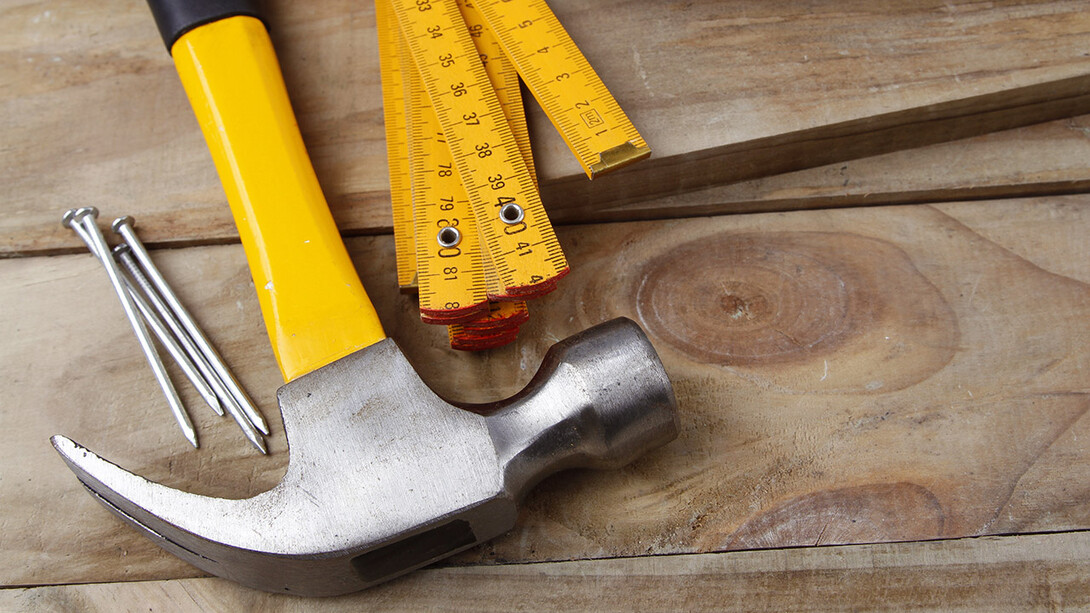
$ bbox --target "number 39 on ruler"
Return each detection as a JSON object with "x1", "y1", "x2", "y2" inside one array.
[{"x1": 376, "y1": 0, "x2": 650, "y2": 348}]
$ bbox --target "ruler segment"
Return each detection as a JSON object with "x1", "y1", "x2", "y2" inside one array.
[
  {"x1": 446, "y1": 0, "x2": 540, "y2": 348},
  {"x1": 406, "y1": 30, "x2": 491, "y2": 324},
  {"x1": 381, "y1": 0, "x2": 646, "y2": 347},
  {"x1": 456, "y1": 0, "x2": 538, "y2": 189},
  {"x1": 389, "y1": 0, "x2": 567, "y2": 295},
  {"x1": 475, "y1": 0, "x2": 650, "y2": 178},
  {"x1": 375, "y1": 0, "x2": 417, "y2": 290}
]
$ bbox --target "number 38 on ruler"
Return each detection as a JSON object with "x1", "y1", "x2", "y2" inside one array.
[{"x1": 378, "y1": 0, "x2": 650, "y2": 346}]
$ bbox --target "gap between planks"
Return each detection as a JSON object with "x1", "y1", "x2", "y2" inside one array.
[{"x1": 2, "y1": 530, "x2": 1088, "y2": 611}]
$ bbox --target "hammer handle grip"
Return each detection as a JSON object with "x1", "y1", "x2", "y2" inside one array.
[
  {"x1": 169, "y1": 16, "x2": 387, "y2": 382},
  {"x1": 146, "y1": 0, "x2": 263, "y2": 50}
]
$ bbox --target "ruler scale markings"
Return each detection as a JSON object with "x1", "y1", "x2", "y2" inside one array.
[
  {"x1": 459, "y1": 0, "x2": 539, "y2": 185},
  {"x1": 381, "y1": 0, "x2": 649, "y2": 347},
  {"x1": 376, "y1": 0, "x2": 417, "y2": 290},
  {"x1": 446, "y1": 0, "x2": 538, "y2": 346},
  {"x1": 476, "y1": 0, "x2": 649, "y2": 177},
  {"x1": 404, "y1": 26, "x2": 491, "y2": 324},
  {"x1": 390, "y1": 0, "x2": 567, "y2": 296}
]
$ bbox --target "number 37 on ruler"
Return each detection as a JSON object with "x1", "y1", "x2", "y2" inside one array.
[{"x1": 379, "y1": 0, "x2": 650, "y2": 342}]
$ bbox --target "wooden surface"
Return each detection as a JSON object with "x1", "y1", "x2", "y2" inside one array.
[
  {"x1": 4, "y1": 1, "x2": 1090, "y2": 610},
  {"x1": 6, "y1": 0, "x2": 1090, "y2": 255},
  {"x1": 4, "y1": 532, "x2": 1089, "y2": 612},
  {"x1": 584, "y1": 114, "x2": 1090, "y2": 223},
  {"x1": 3, "y1": 197, "x2": 1090, "y2": 591}
]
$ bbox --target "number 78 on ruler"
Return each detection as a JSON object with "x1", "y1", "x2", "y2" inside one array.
[{"x1": 379, "y1": 0, "x2": 650, "y2": 343}]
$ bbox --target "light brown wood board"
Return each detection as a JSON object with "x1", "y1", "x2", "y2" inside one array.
[
  {"x1": 579, "y1": 114, "x2": 1090, "y2": 224},
  {"x1": 6, "y1": 1, "x2": 1090, "y2": 255},
  {"x1": 12, "y1": 112, "x2": 1090, "y2": 257},
  {"x1": 4, "y1": 532, "x2": 1089, "y2": 611},
  {"x1": 2, "y1": 196, "x2": 1089, "y2": 587}
]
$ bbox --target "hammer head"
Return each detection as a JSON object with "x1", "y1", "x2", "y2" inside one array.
[{"x1": 52, "y1": 318, "x2": 678, "y2": 596}]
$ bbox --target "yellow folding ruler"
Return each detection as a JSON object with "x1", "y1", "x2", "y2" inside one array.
[
  {"x1": 473, "y1": 0, "x2": 650, "y2": 177},
  {"x1": 376, "y1": 0, "x2": 648, "y2": 349}
]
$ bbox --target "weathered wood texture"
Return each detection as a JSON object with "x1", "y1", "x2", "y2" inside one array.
[
  {"x1": 6, "y1": 0, "x2": 1090, "y2": 255},
  {"x1": 582, "y1": 115, "x2": 1090, "y2": 224},
  {"x1": 3, "y1": 197, "x2": 1088, "y2": 587},
  {"x1": 4, "y1": 532, "x2": 1089, "y2": 612}
]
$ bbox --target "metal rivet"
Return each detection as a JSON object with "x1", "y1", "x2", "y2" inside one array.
[
  {"x1": 499, "y1": 202, "x2": 524, "y2": 225},
  {"x1": 436, "y1": 226, "x2": 461, "y2": 248}
]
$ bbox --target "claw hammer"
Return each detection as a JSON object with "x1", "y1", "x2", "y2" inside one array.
[{"x1": 51, "y1": 0, "x2": 679, "y2": 596}]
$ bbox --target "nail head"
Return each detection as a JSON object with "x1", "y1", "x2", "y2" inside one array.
[{"x1": 112, "y1": 215, "x2": 135, "y2": 234}]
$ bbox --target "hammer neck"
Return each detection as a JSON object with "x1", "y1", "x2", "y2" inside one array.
[{"x1": 484, "y1": 318, "x2": 679, "y2": 500}]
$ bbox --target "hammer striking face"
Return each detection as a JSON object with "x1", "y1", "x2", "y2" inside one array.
[{"x1": 53, "y1": 318, "x2": 678, "y2": 596}]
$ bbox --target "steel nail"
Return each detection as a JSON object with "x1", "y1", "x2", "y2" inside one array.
[
  {"x1": 64, "y1": 208, "x2": 198, "y2": 448},
  {"x1": 113, "y1": 217, "x2": 270, "y2": 446},
  {"x1": 115, "y1": 245, "x2": 225, "y2": 417},
  {"x1": 118, "y1": 245, "x2": 267, "y2": 453},
  {"x1": 127, "y1": 279, "x2": 222, "y2": 414},
  {"x1": 116, "y1": 247, "x2": 223, "y2": 416}
]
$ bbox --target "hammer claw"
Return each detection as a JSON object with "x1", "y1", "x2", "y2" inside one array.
[{"x1": 51, "y1": 435, "x2": 233, "y2": 568}]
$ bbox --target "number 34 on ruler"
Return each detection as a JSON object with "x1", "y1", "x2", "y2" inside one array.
[{"x1": 377, "y1": 0, "x2": 650, "y2": 347}]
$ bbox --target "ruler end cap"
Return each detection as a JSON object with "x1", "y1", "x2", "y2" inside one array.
[{"x1": 589, "y1": 141, "x2": 652, "y2": 179}]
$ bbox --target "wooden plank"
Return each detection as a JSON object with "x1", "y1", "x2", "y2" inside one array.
[
  {"x1": 3, "y1": 532, "x2": 1089, "y2": 611},
  {"x1": 572, "y1": 115, "x2": 1090, "y2": 224},
  {"x1": 2, "y1": 197, "x2": 1089, "y2": 586},
  {"x1": 6, "y1": 1, "x2": 1090, "y2": 255}
]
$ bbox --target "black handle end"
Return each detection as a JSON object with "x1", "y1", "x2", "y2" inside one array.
[{"x1": 146, "y1": 0, "x2": 265, "y2": 51}]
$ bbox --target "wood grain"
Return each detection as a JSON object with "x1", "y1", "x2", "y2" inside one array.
[
  {"x1": 575, "y1": 115, "x2": 1090, "y2": 224},
  {"x1": 4, "y1": 532, "x2": 1089, "y2": 611},
  {"x1": 6, "y1": 0, "x2": 1090, "y2": 255},
  {"x1": 2, "y1": 197, "x2": 1088, "y2": 586}
]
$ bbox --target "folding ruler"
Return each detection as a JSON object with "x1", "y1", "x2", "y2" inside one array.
[{"x1": 377, "y1": 0, "x2": 649, "y2": 349}]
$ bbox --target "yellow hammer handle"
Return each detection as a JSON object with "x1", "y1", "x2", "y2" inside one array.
[{"x1": 171, "y1": 16, "x2": 385, "y2": 382}]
